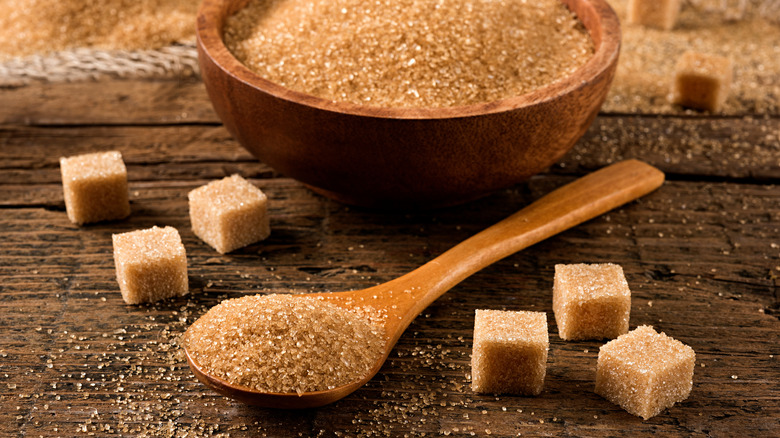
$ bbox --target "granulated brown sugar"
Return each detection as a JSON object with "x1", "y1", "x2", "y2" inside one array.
[
  {"x1": 224, "y1": 0, "x2": 594, "y2": 108},
  {"x1": 185, "y1": 294, "x2": 385, "y2": 394},
  {"x1": 605, "y1": 0, "x2": 780, "y2": 114},
  {"x1": 0, "y1": 0, "x2": 198, "y2": 61}
]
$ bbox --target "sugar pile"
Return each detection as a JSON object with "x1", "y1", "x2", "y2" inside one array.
[
  {"x1": 224, "y1": 0, "x2": 593, "y2": 108},
  {"x1": 0, "y1": 0, "x2": 198, "y2": 61},
  {"x1": 185, "y1": 294, "x2": 385, "y2": 394}
]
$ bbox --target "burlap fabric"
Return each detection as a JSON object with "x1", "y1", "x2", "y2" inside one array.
[{"x1": 0, "y1": 43, "x2": 198, "y2": 87}]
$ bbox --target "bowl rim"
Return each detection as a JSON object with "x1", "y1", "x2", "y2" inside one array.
[{"x1": 197, "y1": 0, "x2": 620, "y2": 120}]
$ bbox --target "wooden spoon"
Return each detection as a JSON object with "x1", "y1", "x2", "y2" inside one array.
[{"x1": 185, "y1": 159, "x2": 664, "y2": 408}]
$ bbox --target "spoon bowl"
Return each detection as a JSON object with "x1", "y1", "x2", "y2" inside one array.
[{"x1": 185, "y1": 160, "x2": 664, "y2": 408}]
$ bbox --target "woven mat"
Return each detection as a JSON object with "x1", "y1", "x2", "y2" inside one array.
[{"x1": 0, "y1": 43, "x2": 199, "y2": 87}]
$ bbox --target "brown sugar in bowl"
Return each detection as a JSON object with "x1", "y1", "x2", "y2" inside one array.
[{"x1": 196, "y1": 0, "x2": 621, "y2": 208}]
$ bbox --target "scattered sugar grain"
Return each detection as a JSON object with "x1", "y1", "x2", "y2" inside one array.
[
  {"x1": 224, "y1": 0, "x2": 593, "y2": 108},
  {"x1": 185, "y1": 294, "x2": 384, "y2": 394},
  {"x1": 60, "y1": 151, "x2": 130, "y2": 225}
]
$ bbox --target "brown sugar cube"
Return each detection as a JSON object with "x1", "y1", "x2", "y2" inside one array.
[
  {"x1": 112, "y1": 226, "x2": 188, "y2": 305},
  {"x1": 672, "y1": 51, "x2": 733, "y2": 112},
  {"x1": 188, "y1": 174, "x2": 270, "y2": 254},
  {"x1": 626, "y1": 0, "x2": 682, "y2": 30},
  {"x1": 471, "y1": 310, "x2": 548, "y2": 395},
  {"x1": 59, "y1": 151, "x2": 130, "y2": 225},
  {"x1": 596, "y1": 325, "x2": 695, "y2": 420},
  {"x1": 553, "y1": 263, "x2": 631, "y2": 341}
]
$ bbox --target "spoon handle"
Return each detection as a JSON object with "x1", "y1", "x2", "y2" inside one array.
[{"x1": 393, "y1": 159, "x2": 664, "y2": 318}]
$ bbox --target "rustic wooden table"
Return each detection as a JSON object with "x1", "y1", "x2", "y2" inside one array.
[{"x1": 1, "y1": 77, "x2": 778, "y2": 437}]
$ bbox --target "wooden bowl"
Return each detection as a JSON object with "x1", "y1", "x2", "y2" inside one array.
[{"x1": 196, "y1": 0, "x2": 621, "y2": 208}]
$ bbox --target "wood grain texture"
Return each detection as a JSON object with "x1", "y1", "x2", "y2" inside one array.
[
  {"x1": 1, "y1": 178, "x2": 778, "y2": 436},
  {"x1": 0, "y1": 78, "x2": 217, "y2": 126},
  {"x1": 1, "y1": 76, "x2": 778, "y2": 436}
]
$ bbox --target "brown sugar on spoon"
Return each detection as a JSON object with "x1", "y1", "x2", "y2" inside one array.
[{"x1": 184, "y1": 294, "x2": 385, "y2": 395}]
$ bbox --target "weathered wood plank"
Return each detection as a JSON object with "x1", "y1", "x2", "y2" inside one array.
[
  {"x1": 1, "y1": 76, "x2": 778, "y2": 436},
  {"x1": 1, "y1": 114, "x2": 778, "y2": 208},
  {"x1": 558, "y1": 115, "x2": 780, "y2": 182},
  {"x1": 1, "y1": 177, "x2": 777, "y2": 436},
  {"x1": 0, "y1": 79, "x2": 217, "y2": 126}
]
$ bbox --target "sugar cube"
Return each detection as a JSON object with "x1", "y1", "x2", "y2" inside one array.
[
  {"x1": 672, "y1": 51, "x2": 733, "y2": 112},
  {"x1": 60, "y1": 151, "x2": 130, "y2": 225},
  {"x1": 112, "y1": 226, "x2": 189, "y2": 304},
  {"x1": 188, "y1": 174, "x2": 270, "y2": 254},
  {"x1": 553, "y1": 263, "x2": 631, "y2": 340},
  {"x1": 471, "y1": 310, "x2": 548, "y2": 395},
  {"x1": 596, "y1": 325, "x2": 695, "y2": 420},
  {"x1": 626, "y1": 0, "x2": 682, "y2": 30}
]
